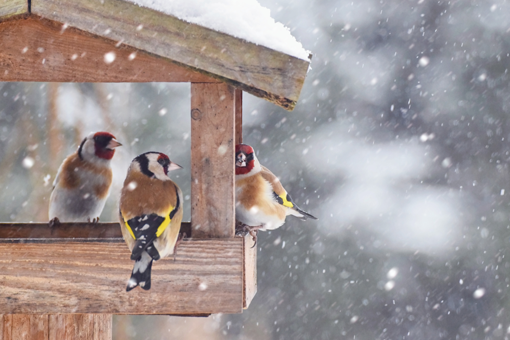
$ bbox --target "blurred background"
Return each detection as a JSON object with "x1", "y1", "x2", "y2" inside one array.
[{"x1": 2, "y1": 0, "x2": 510, "y2": 338}]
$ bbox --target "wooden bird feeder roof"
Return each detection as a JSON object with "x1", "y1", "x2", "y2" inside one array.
[{"x1": 0, "y1": 0, "x2": 311, "y2": 110}]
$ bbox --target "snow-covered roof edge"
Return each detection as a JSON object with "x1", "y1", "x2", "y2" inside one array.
[
  {"x1": 4, "y1": 0, "x2": 310, "y2": 110},
  {"x1": 125, "y1": 0, "x2": 311, "y2": 61}
]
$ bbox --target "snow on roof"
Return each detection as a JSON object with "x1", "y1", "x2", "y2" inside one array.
[{"x1": 125, "y1": 0, "x2": 310, "y2": 61}]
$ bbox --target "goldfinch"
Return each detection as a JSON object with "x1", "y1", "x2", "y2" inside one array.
[
  {"x1": 49, "y1": 131, "x2": 122, "y2": 225},
  {"x1": 119, "y1": 152, "x2": 183, "y2": 291},
  {"x1": 235, "y1": 144, "x2": 317, "y2": 241}
]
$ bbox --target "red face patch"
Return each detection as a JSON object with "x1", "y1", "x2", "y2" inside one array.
[
  {"x1": 235, "y1": 144, "x2": 254, "y2": 155},
  {"x1": 157, "y1": 153, "x2": 171, "y2": 175},
  {"x1": 235, "y1": 144, "x2": 255, "y2": 175},
  {"x1": 93, "y1": 132, "x2": 117, "y2": 160}
]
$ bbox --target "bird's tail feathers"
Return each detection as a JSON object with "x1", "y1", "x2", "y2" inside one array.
[
  {"x1": 290, "y1": 205, "x2": 318, "y2": 221},
  {"x1": 131, "y1": 235, "x2": 158, "y2": 260},
  {"x1": 126, "y1": 251, "x2": 153, "y2": 292}
]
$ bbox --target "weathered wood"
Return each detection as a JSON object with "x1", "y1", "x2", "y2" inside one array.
[
  {"x1": 0, "y1": 240, "x2": 243, "y2": 314},
  {"x1": 93, "y1": 314, "x2": 112, "y2": 340},
  {"x1": 2, "y1": 315, "x2": 12, "y2": 339},
  {"x1": 0, "y1": 0, "x2": 27, "y2": 21},
  {"x1": 48, "y1": 314, "x2": 111, "y2": 340},
  {"x1": 243, "y1": 235, "x2": 257, "y2": 309},
  {"x1": 191, "y1": 83, "x2": 235, "y2": 238},
  {"x1": 11, "y1": 315, "x2": 30, "y2": 340},
  {"x1": 0, "y1": 16, "x2": 217, "y2": 83},
  {"x1": 0, "y1": 314, "x2": 49, "y2": 340},
  {"x1": 29, "y1": 315, "x2": 49, "y2": 340},
  {"x1": 48, "y1": 315, "x2": 64, "y2": 340},
  {"x1": 31, "y1": 0, "x2": 309, "y2": 110},
  {"x1": 235, "y1": 89, "x2": 243, "y2": 145},
  {"x1": 0, "y1": 222, "x2": 191, "y2": 242}
]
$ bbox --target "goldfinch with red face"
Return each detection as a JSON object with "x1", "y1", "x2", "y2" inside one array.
[
  {"x1": 235, "y1": 144, "x2": 317, "y2": 241},
  {"x1": 49, "y1": 131, "x2": 122, "y2": 225},
  {"x1": 119, "y1": 152, "x2": 183, "y2": 291}
]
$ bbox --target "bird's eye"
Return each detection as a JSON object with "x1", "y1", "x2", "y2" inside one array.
[
  {"x1": 93, "y1": 135, "x2": 110, "y2": 148},
  {"x1": 158, "y1": 158, "x2": 169, "y2": 166}
]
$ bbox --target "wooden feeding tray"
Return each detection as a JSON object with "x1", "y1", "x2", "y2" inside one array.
[
  {"x1": 0, "y1": 223, "x2": 257, "y2": 315},
  {"x1": 0, "y1": 0, "x2": 310, "y2": 338}
]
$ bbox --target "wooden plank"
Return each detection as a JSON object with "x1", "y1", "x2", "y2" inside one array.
[
  {"x1": 29, "y1": 315, "x2": 49, "y2": 340},
  {"x1": 191, "y1": 83, "x2": 235, "y2": 238},
  {"x1": 2, "y1": 315, "x2": 12, "y2": 340},
  {"x1": 0, "y1": 240, "x2": 243, "y2": 314},
  {"x1": 49, "y1": 313, "x2": 112, "y2": 340},
  {"x1": 0, "y1": 16, "x2": 217, "y2": 83},
  {"x1": 243, "y1": 235, "x2": 257, "y2": 308},
  {"x1": 11, "y1": 315, "x2": 30, "y2": 340},
  {"x1": 93, "y1": 315, "x2": 112, "y2": 340},
  {"x1": 235, "y1": 89, "x2": 243, "y2": 145},
  {"x1": 48, "y1": 315, "x2": 65, "y2": 340},
  {"x1": 31, "y1": 0, "x2": 309, "y2": 110},
  {"x1": 0, "y1": 222, "x2": 191, "y2": 242},
  {"x1": 0, "y1": 0, "x2": 27, "y2": 21}
]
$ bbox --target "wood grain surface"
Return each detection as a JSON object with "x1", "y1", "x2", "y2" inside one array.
[
  {"x1": 0, "y1": 0, "x2": 27, "y2": 21},
  {"x1": 235, "y1": 89, "x2": 243, "y2": 145},
  {"x1": 30, "y1": 0, "x2": 309, "y2": 109},
  {"x1": 191, "y1": 83, "x2": 235, "y2": 239},
  {"x1": 0, "y1": 314, "x2": 112, "y2": 340},
  {"x1": 0, "y1": 16, "x2": 217, "y2": 83},
  {"x1": 243, "y1": 236, "x2": 257, "y2": 309},
  {"x1": 0, "y1": 222, "x2": 191, "y2": 242},
  {"x1": 0, "y1": 239, "x2": 243, "y2": 314}
]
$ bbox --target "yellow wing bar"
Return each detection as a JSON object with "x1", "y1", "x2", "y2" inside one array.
[{"x1": 278, "y1": 193, "x2": 294, "y2": 208}]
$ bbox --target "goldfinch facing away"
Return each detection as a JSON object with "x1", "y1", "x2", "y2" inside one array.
[
  {"x1": 49, "y1": 131, "x2": 122, "y2": 225},
  {"x1": 119, "y1": 152, "x2": 183, "y2": 291},
  {"x1": 235, "y1": 144, "x2": 317, "y2": 240}
]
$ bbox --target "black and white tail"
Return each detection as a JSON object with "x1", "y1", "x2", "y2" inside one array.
[{"x1": 126, "y1": 251, "x2": 153, "y2": 292}]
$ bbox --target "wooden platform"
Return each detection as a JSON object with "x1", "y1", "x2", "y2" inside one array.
[{"x1": 0, "y1": 223, "x2": 257, "y2": 315}]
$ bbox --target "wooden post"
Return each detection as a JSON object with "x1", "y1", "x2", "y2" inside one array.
[
  {"x1": 0, "y1": 314, "x2": 111, "y2": 340},
  {"x1": 235, "y1": 89, "x2": 243, "y2": 145},
  {"x1": 191, "y1": 83, "x2": 236, "y2": 238}
]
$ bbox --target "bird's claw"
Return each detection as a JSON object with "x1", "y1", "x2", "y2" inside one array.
[
  {"x1": 235, "y1": 223, "x2": 261, "y2": 248},
  {"x1": 87, "y1": 217, "x2": 100, "y2": 223},
  {"x1": 49, "y1": 217, "x2": 60, "y2": 228}
]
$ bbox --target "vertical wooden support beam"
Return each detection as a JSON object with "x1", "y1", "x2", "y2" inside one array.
[
  {"x1": 0, "y1": 314, "x2": 111, "y2": 340},
  {"x1": 243, "y1": 235, "x2": 257, "y2": 308},
  {"x1": 191, "y1": 83, "x2": 236, "y2": 238},
  {"x1": 235, "y1": 89, "x2": 243, "y2": 145}
]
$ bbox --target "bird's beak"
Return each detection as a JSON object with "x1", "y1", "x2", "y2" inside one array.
[
  {"x1": 168, "y1": 162, "x2": 183, "y2": 172},
  {"x1": 107, "y1": 139, "x2": 122, "y2": 149}
]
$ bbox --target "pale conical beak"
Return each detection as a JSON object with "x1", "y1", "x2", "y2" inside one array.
[
  {"x1": 107, "y1": 139, "x2": 122, "y2": 149},
  {"x1": 168, "y1": 162, "x2": 183, "y2": 172}
]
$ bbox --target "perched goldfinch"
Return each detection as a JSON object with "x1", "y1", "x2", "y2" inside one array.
[
  {"x1": 49, "y1": 131, "x2": 122, "y2": 226},
  {"x1": 235, "y1": 144, "x2": 317, "y2": 241},
  {"x1": 119, "y1": 152, "x2": 183, "y2": 291}
]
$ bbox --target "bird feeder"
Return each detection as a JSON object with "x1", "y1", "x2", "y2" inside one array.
[{"x1": 0, "y1": 0, "x2": 310, "y2": 338}]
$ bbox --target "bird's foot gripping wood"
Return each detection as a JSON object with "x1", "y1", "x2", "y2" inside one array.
[
  {"x1": 173, "y1": 232, "x2": 187, "y2": 261},
  {"x1": 87, "y1": 217, "x2": 100, "y2": 223},
  {"x1": 235, "y1": 223, "x2": 262, "y2": 248},
  {"x1": 48, "y1": 217, "x2": 60, "y2": 228}
]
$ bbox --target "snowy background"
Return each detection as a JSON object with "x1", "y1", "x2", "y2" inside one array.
[{"x1": 2, "y1": 0, "x2": 510, "y2": 339}]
